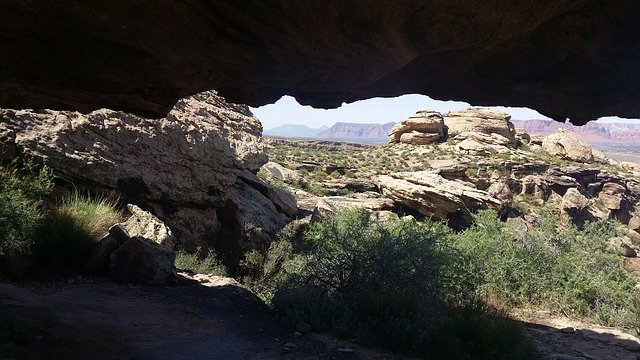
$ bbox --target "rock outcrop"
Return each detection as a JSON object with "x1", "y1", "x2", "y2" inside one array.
[
  {"x1": 388, "y1": 111, "x2": 445, "y2": 145},
  {"x1": 454, "y1": 132, "x2": 513, "y2": 155},
  {"x1": 120, "y1": 204, "x2": 175, "y2": 249},
  {"x1": 378, "y1": 171, "x2": 503, "y2": 228},
  {"x1": 0, "y1": 91, "x2": 294, "y2": 258},
  {"x1": 542, "y1": 129, "x2": 596, "y2": 163},
  {"x1": 561, "y1": 188, "x2": 590, "y2": 224},
  {"x1": 86, "y1": 205, "x2": 177, "y2": 285},
  {"x1": 2, "y1": 2, "x2": 639, "y2": 123},
  {"x1": 444, "y1": 108, "x2": 516, "y2": 143},
  {"x1": 260, "y1": 162, "x2": 307, "y2": 187},
  {"x1": 109, "y1": 237, "x2": 176, "y2": 285}
]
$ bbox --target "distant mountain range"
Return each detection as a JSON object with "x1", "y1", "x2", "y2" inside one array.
[
  {"x1": 264, "y1": 122, "x2": 395, "y2": 143},
  {"x1": 264, "y1": 119, "x2": 640, "y2": 148},
  {"x1": 512, "y1": 119, "x2": 640, "y2": 144},
  {"x1": 263, "y1": 124, "x2": 328, "y2": 138}
]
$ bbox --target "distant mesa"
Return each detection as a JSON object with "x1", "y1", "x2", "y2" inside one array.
[
  {"x1": 512, "y1": 119, "x2": 640, "y2": 145},
  {"x1": 263, "y1": 124, "x2": 328, "y2": 138},
  {"x1": 264, "y1": 122, "x2": 395, "y2": 143}
]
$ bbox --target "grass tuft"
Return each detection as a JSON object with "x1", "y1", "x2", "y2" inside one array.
[{"x1": 35, "y1": 192, "x2": 123, "y2": 270}]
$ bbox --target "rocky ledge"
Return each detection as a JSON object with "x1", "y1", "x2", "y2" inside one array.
[{"x1": 0, "y1": 91, "x2": 296, "y2": 268}]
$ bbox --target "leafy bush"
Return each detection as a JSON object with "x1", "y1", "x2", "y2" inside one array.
[
  {"x1": 269, "y1": 208, "x2": 536, "y2": 358},
  {"x1": 453, "y1": 210, "x2": 640, "y2": 327},
  {"x1": 175, "y1": 250, "x2": 227, "y2": 276},
  {"x1": 0, "y1": 161, "x2": 53, "y2": 258},
  {"x1": 35, "y1": 193, "x2": 122, "y2": 270}
]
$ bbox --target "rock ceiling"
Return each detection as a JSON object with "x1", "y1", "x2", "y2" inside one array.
[{"x1": 1, "y1": 1, "x2": 639, "y2": 124}]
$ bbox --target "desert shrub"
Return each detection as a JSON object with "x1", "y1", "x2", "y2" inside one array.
[
  {"x1": 34, "y1": 193, "x2": 122, "y2": 270},
  {"x1": 313, "y1": 170, "x2": 327, "y2": 182},
  {"x1": 328, "y1": 170, "x2": 341, "y2": 179},
  {"x1": 453, "y1": 210, "x2": 640, "y2": 327},
  {"x1": 270, "y1": 208, "x2": 535, "y2": 358},
  {"x1": 175, "y1": 250, "x2": 227, "y2": 276},
  {"x1": 240, "y1": 240, "x2": 294, "y2": 301},
  {"x1": 0, "y1": 161, "x2": 53, "y2": 258},
  {"x1": 344, "y1": 170, "x2": 356, "y2": 178}
]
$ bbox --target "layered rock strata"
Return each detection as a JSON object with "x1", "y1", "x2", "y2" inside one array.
[{"x1": 0, "y1": 91, "x2": 295, "y2": 262}]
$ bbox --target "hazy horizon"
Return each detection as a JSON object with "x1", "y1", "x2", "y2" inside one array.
[{"x1": 252, "y1": 95, "x2": 640, "y2": 130}]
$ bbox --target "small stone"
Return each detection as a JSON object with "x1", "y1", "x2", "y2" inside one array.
[
  {"x1": 283, "y1": 342, "x2": 296, "y2": 351},
  {"x1": 293, "y1": 331, "x2": 302, "y2": 337},
  {"x1": 337, "y1": 348, "x2": 354, "y2": 353}
]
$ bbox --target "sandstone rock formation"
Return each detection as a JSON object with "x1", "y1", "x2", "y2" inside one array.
[
  {"x1": 561, "y1": 188, "x2": 590, "y2": 224},
  {"x1": 109, "y1": 237, "x2": 176, "y2": 285},
  {"x1": 378, "y1": 171, "x2": 503, "y2": 228},
  {"x1": 260, "y1": 162, "x2": 307, "y2": 187},
  {"x1": 0, "y1": 91, "x2": 293, "y2": 258},
  {"x1": 86, "y1": 206, "x2": 177, "y2": 284},
  {"x1": 443, "y1": 108, "x2": 516, "y2": 143},
  {"x1": 453, "y1": 132, "x2": 513, "y2": 155},
  {"x1": 2, "y1": 2, "x2": 639, "y2": 123},
  {"x1": 388, "y1": 111, "x2": 444, "y2": 145},
  {"x1": 120, "y1": 204, "x2": 174, "y2": 249},
  {"x1": 542, "y1": 129, "x2": 596, "y2": 163}
]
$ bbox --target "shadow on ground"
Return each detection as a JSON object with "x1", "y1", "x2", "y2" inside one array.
[{"x1": 1, "y1": 278, "x2": 639, "y2": 360}]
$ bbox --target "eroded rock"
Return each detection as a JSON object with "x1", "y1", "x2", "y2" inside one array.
[
  {"x1": 2, "y1": 2, "x2": 639, "y2": 124},
  {"x1": 378, "y1": 171, "x2": 503, "y2": 225},
  {"x1": 388, "y1": 111, "x2": 445, "y2": 145},
  {"x1": 109, "y1": 237, "x2": 176, "y2": 285},
  {"x1": 444, "y1": 108, "x2": 516, "y2": 143},
  {"x1": 120, "y1": 204, "x2": 174, "y2": 249},
  {"x1": 542, "y1": 129, "x2": 595, "y2": 163},
  {"x1": 1, "y1": 91, "x2": 291, "y2": 252}
]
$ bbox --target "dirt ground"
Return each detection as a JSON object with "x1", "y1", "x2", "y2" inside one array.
[{"x1": 1, "y1": 276, "x2": 639, "y2": 360}]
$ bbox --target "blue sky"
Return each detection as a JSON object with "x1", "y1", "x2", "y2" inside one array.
[{"x1": 251, "y1": 95, "x2": 639, "y2": 130}]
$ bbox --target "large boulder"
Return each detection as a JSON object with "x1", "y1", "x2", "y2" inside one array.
[
  {"x1": 399, "y1": 131, "x2": 441, "y2": 145},
  {"x1": 561, "y1": 188, "x2": 589, "y2": 222},
  {"x1": 109, "y1": 237, "x2": 176, "y2": 285},
  {"x1": 119, "y1": 204, "x2": 174, "y2": 249},
  {"x1": 542, "y1": 129, "x2": 595, "y2": 163},
  {"x1": 86, "y1": 206, "x2": 177, "y2": 284},
  {"x1": 388, "y1": 111, "x2": 445, "y2": 144},
  {"x1": 260, "y1": 161, "x2": 307, "y2": 187},
  {"x1": 443, "y1": 108, "x2": 516, "y2": 143},
  {"x1": 377, "y1": 171, "x2": 503, "y2": 226},
  {"x1": 453, "y1": 132, "x2": 513, "y2": 155},
  {"x1": 1, "y1": 91, "x2": 292, "y2": 251}
]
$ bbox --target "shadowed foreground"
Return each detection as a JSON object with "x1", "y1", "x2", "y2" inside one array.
[{"x1": 1, "y1": 277, "x2": 639, "y2": 360}]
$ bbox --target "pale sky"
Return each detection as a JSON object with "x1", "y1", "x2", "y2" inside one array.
[{"x1": 251, "y1": 95, "x2": 639, "y2": 130}]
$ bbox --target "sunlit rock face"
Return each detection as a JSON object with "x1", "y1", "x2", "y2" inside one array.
[
  {"x1": 0, "y1": 91, "x2": 294, "y2": 259},
  {"x1": 1, "y1": 1, "x2": 639, "y2": 123}
]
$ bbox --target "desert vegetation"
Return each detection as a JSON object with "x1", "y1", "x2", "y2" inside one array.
[
  {"x1": 235, "y1": 207, "x2": 639, "y2": 358},
  {"x1": 0, "y1": 161, "x2": 122, "y2": 276}
]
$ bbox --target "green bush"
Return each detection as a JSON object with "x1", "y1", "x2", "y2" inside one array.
[
  {"x1": 0, "y1": 161, "x2": 53, "y2": 258},
  {"x1": 453, "y1": 210, "x2": 640, "y2": 327},
  {"x1": 269, "y1": 209, "x2": 535, "y2": 358},
  {"x1": 35, "y1": 193, "x2": 122, "y2": 270},
  {"x1": 175, "y1": 250, "x2": 227, "y2": 276}
]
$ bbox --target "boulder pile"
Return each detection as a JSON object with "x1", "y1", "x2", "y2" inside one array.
[
  {"x1": 388, "y1": 107, "x2": 518, "y2": 152},
  {"x1": 542, "y1": 128, "x2": 599, "y2": 163},
  {"x1": 86, "y1": 205, "x2": 177, "y2": 285},
  {"x1": 388, "y1": 111, "x2": 445, "y2": 145}
]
